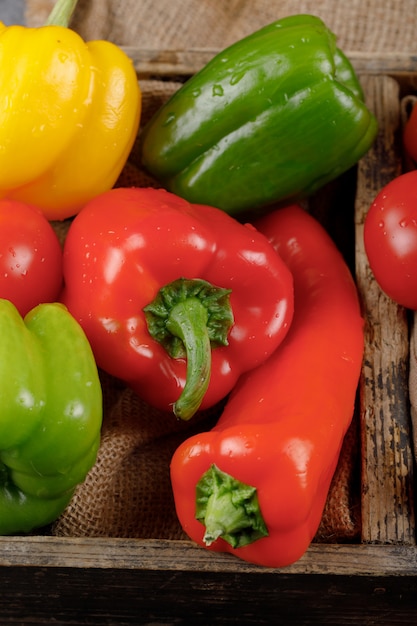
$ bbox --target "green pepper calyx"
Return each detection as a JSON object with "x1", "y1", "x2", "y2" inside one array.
[
  {"x1": 196, "y1": 464, "x2": 268, "y2": 548},
  {"x1": 143, "y1": 278, "x2": 234, "y2": 420}
]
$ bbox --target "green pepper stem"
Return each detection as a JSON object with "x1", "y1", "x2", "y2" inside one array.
[
  {"x1": 196, "y1": 464, "x2": 268, "y2": 548},
  {"x1": 143, "y1": 278, "x2": 234, "y2": 421},
  {"x1": 204, "y1": 490, "x2": 253, "y2": 545},
  {"x1": 45, "y1": 0, "x2": 79, "y2": 27},
  {"x1": 166, "y1": 298, "x2": 211, "y2": 420}
]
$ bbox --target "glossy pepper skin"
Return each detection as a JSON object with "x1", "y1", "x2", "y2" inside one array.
[
  {"x1": 0, "y1": 299, "x2": 102, "y2": 535},
  {"x1": 170, "y1": 205, "x2": 364, "y2": 568},
  {"x1": 0, "y1": 198, "x2": 63, "y2": 317},
  {"x1": 60, "y1": 187, "x2": 294, "y2": 420},
  {"x1": 0, "y1": 0, "x2": 141, "y2": 221},
  {"x1": 140, "y1": 14, "x2": 377, "y2": 217}
]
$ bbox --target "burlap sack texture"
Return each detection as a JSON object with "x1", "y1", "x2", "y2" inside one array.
[
  {"x1": 26, "y1": 0, "x2": 415, "y2": 53},
  {"x1": 23, "y1": 0, "x2": 392, "y2": 543}
]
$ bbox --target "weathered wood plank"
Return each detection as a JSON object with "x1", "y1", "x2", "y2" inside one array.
[
  {"x1": 1, "y1": 536, "x2": 417, "y2": 576},
  {"x1": 355, "y1": 75, "x2": 415, "y2": 544},
  {"x1": 124, "y1": 47, "x2": 417, "y2": 87},
  {"x1": 409, "y1": 313, "x2": 417, "y2": 464}
]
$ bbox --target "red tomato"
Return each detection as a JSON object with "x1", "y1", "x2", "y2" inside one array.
[
  {"x1": 364, "y1": 170, "x2": 417, "y2": 310},
  {"x1": 404, "y1": 105, "x2": 417, "y2": 163},
  {"x1": 0, "y1": 199, "x2": 63, "y2": 316}
]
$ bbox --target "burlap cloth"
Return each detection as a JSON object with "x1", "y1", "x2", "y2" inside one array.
[
  {"x1": 23, "y1": 0, "x2": 413, "y2": 543},
  {"x1": 26, "y1": 0, "x2": 414, "y2": 53}
]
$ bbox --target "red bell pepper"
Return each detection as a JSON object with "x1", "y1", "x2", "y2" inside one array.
[
  {"x1": 61, "y1": 187, "x2": 294, "y2": 419},
  {"x1": 170, "y1": 204, "x2": 364, "y2": 567}
]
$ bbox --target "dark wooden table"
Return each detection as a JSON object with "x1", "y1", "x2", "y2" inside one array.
[{"x1": 1, "y1": 536, "x2": 417, "y2": 624}]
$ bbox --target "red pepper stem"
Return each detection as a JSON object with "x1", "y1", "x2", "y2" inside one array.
[
  {"x1": 143, "y1": 278, "x2": 234, "y2": 421},
  {"x1": 166, "y1": 298, "x2": 211, "y2": 420},
  {"x1": 196, "y1": 464, "x2": 268, "y2": 548},
  {"x1": 45, "y1": 0, "x2": 79, "y2": 27}
]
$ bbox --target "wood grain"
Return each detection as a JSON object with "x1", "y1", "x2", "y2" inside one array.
[
  {"x1": 1, "y1": 536, "x2": 417, "y2": 575},
  {"x1": 125, "y1": 47, "x2": 417, "y2": 91},
  {"x1": 355, "y1": 74, "x2": 415, "y2": 545}
]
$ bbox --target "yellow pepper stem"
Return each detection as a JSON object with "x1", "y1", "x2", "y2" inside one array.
[{"x1": 45, "y1": 0, "x2": 79, "y2": 27}]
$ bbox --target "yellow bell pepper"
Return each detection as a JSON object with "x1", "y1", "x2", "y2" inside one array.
[{"x1": 0, "y1": 0, "x2": 141, "y2": 220}]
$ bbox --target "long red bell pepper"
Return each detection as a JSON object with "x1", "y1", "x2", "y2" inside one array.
[
  {"x1": 61, "y1": 187, "x2": 294, "y2": 420},
  {"x1": 170, "y1": 204, "x2": 364, "y2": 567}
]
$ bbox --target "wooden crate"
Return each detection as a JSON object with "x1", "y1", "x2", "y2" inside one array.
[{"x1": 1, "y1": 54, "x2": 417, "y2": 625}]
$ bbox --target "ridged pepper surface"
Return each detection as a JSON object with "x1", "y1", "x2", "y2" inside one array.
[
  {"x1": 60, "y1": 186, "x2": 294, "y2": 420},
  {"x1": 0, "y1": 299, "x2": 102, "y2": 535},
  {"x1": 0, "y1": 0, "x2": 141, "y2": 220},
  {"x1": 141, "y1": 14, "x2": 377, "y2": 216}
]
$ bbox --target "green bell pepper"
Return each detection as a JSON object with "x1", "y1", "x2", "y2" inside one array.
[
  {"x1": 140, "y1": 14, "x2": 378, "y2": 216},
  {"x1": 0, "y1": 299, "x2": 102, "y2": 535}
]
